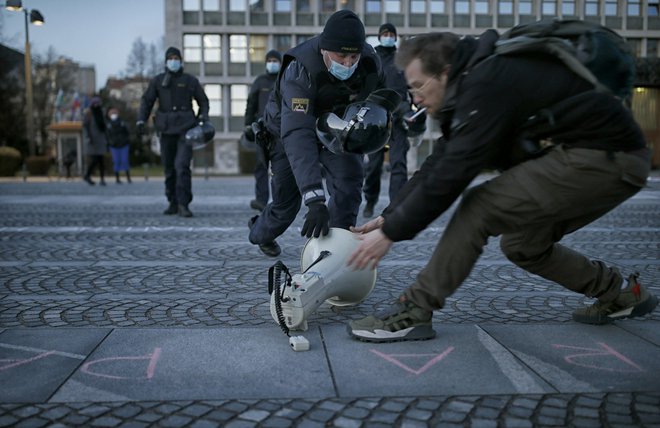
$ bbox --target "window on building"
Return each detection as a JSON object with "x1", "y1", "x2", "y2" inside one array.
[
  {"x1": 183, "y1": 34, "x2": 202, "y2": 62},
  {"x1": 203, "y1": 34, "x2": 221, "y2": 62},
  {"x1": 229, "y1": 0, "x2": 245, "y2": 11},
  {"x1": 249, "y1": 35, "x2": 267, "y2": 63},
  {"x1": 455, "y1": 0, "x2": 470, "y2": 13},
  {"x1": 297, "y1": 0, "x2": 311, "y2": 12},
  {"x1": 275, "y1": 0, "x2": 292, "y2": 12},
  {"x1": 562, "y1": 0, "x2": 575, "y2": 15},
  {"x1": 229, "y1": 35, "x2": 248, "y2": 62},
  {"x1": 322, "y1": 0, "x2": 335, "y2": 11},
  {"x1": 475, "y1": 0, "x2": 489, "y2": 13},
  {"x1": 605, "y1": 0, "x2": 617, "y2": 15},
  {"x1": 231, "y1": 85, "x2": 248, "y2": 117},
  {"x1": 430, "y1": 0, "x2": 446, "y2": 13},
  {"x1": 499, "y1": 0, "x2": 513, "y2": 14},
  {"x1": 542, "y1": 0, "x2": 556, "y2": 14},
  {"x1": 627, "y1": 38, "x2": 641, "y2": 56},
  {"x1": 297, "y1": 34, "x2": 314, "y2": 45},
  {"x1": 183, "y1": 0, "x2": 200, "y2": 11},
  {"x1": 648, "y1": 39, "x2": 658, "y2": 57},
  {"x1": 250, "y1": 0, "x2": 265, "y2": 11},
  {"x1": 366, "y1": 0, "x2": 381, "y2": 13},
  {"x1": 585, "y1": 0, "x2": 599, "y2": 15},
  {"x1": 519, "y1": 0, "x2": 532, "y2": 14},
  {"x1": 649, "y1": 1, "x2": 659, "y2": 16},
  {"x1": 275, "y1": 35, "x2": 291, "y2": 52},
  {"x1": 411, "y1": 0, "x2": 426, "y2": 13},
  {"x1": 627, "y1": 0, "x2": 641, "y2": 15},
  {"x1": 204, "y1": 0, "x2": 220, "y2": 10},
  {"x1": 385, "y1": 0, "x2": 402, "y2": 12},
  {"x1": 205, "y1": 84, "x2": 222, "y2": 117}
]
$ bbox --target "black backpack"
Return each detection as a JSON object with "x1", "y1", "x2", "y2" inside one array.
[{"x1": 496, "y1": 19, "x2": 635, "y2": 102}]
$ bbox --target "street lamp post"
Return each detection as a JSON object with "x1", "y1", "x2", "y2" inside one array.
[{"x1": 5, "y1": 0, "x2": 44, "y2": 157}]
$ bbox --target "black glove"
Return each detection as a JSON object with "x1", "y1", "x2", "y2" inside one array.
[
  {"x1": 301, "y1": 202, "x2": 330, "y2": 238},
  {"x1": 403, "y1": 109, "x2": 427, "y2": 136},
  {"x1": 244, "y1": 125, "x2": 255, "y2": 142},
  {"x1": 136, "y1": 121, "x2": 145, "y2": 138}
]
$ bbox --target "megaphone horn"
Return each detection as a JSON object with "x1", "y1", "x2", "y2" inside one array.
[{"x1": 269, "y1": 228, "x2": 376, "y2": 331}]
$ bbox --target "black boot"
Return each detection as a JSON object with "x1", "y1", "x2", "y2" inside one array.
[
  {"x1": 163, "y1": 203, "x2": 178, "y2": 215},
  {"x1": 126, "y1": 171, "x2": 132, "y2": 183},
  {"x1": 178, "y1": 204, "x2": 193, "y2": 218},
  {"x1": 83, "y1": 175, "x2": 95, "y2": 186},
  {"x1": 115, "y1": 172, "x2": 122, "y2": 184}
]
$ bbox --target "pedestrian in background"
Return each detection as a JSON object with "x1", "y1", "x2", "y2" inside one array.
[
  {"x1": 347, "y1": 31, "x2": 656, "y2": 342},
  {"x1": 362, "y1": 23, "x2": 418, "y2": 218},
  {"x1": 247, "y1": 10, "x2": 385, "y2": 257},
  {"x1": 244, "y1": 49, "x2": 282, "y2": 212},
  {"x1": 106, "y1": 107, "x2": 132, "y2": 184},
  {"x1": 83, "y1": 96, "x2": 108, "y2": 186},
  {"x1": 137, "y1": 46, "x2": 210, "y2": 217}
]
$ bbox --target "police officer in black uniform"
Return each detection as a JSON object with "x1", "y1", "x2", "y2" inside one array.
[
  {"x1": 137, "y1": 46, "x2": 210, "y2": 218},
  {"x1": 244, "y1": 49, "x2": 282, "y2": 212},
  {"x1": 362, "y1": 23, "x2": 417, "y2": 218},
  {"x1": 248, "y1": 10, "x2": 384, "y2": 257}
]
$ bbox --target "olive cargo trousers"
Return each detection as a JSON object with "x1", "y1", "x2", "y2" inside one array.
[{"x1": 405, "y1": 146, "x2": 651, "y2": 311}]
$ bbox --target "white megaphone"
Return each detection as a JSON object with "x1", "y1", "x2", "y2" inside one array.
[{"x1": 269, "y1": 228, "x2": 376, "y2": 332}]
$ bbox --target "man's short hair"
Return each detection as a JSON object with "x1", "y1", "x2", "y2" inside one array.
[{"x1": 395, "y1": 33, "x2": 460, "y2": 75}]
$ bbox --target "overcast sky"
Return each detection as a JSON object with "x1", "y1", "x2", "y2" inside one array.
[{"x1": 1, "y1": 0, "x2": 164, "y2": 90}]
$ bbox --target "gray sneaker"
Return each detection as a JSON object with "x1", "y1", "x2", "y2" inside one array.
[
  {"x1": 573, "y1": 273, "x2": 658, "y2": 325},
  {"x1": 348, "y1": 295, "x2": 435, "y2": 342}
]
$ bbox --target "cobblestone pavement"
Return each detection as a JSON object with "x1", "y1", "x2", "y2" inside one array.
[{"x1": 1, "y1": 175, "x2": 659, "y2": 427}]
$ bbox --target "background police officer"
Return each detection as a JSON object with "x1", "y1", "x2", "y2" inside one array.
[
  {"x1": 244, "y1": 49, "x2": 282, "y2": 212},
  {"x1": 137, "y1": 46, "x2": 210, "y2": 218},
  {"x1": 362, "y1": 23, "x2": 415, "y2": 218},
  {"x1": 248, "y1": 10, "x2": 384, "y2": 257}
]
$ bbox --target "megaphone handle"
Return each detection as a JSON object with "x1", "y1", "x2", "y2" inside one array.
[{"x1": 269, "y1": 261, "x2": 292, "y2": 337}]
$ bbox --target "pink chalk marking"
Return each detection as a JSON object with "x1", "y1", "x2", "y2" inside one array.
[
  {"x1": 370, "y1": 347, "x2": 455, "y2": 375},
  {"x1": 0, "y1": 351, "x2": 56, "y2": 371},
  {"x1": 552, "y1": 342, "x2": 644, "y2": 373},
  {"x1": 81, "y1": 347, "x2": 162, "y2": 380}
]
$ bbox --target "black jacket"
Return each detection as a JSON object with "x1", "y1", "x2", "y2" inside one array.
[
  {"x1": 375, "y1": 45, "x2": 411, "y2": 121},
  {"x1": 245, "y1": 72, "x2": 277, "y2": 126},
  {"x1": 263, "y1": 36, "x2": 384, "y2": 202},
  {"x1": 382, "y1": 30, "x2": 646, "y2": 242},
  {"x1": 107, "y1": 119, "x2": 130, "y2": 148},
  {"x1": 138, "y1": 69, "x2": 210, "y2": 135}
]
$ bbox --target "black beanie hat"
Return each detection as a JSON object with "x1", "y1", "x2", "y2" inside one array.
[
  {"x1": 378, "y1": 23, "x2": 397, "y2": 37},
  {"x1": 265, "y1": 49, "x2": 282, "y2": 62},
  {"x1": 319, "y1": 10, "x2": 365, "y2": 53},
  {"x1": 165, "y1": 46, "x2": 182, "y2": 61}
]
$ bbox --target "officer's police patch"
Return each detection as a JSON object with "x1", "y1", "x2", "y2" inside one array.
[{"x1": 292, "y1": 98, "x2": 309, "y2": 113}]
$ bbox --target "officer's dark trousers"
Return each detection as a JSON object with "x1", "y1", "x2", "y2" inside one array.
[
  {"x1": 160, "y1": 133, "x2": 193, "y2": 206},
  {"x1": 363, "y1": 123, "x2": 408, "y2": 205},
  {"x1": 254, "y1": 145, "x2": 269, "y2": 206},
  {"x1": 404, "y1": 146, "x2": 651, "y2": 311},
  {"x1": 249, "y1": 139, "x2": 363, "y2": 245}
]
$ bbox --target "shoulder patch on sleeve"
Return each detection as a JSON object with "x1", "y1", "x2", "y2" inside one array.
[{"x1": 292, "y1": 98, "x2": 309, "y2": 113}]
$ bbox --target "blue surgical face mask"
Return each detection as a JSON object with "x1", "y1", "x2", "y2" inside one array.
[
  {"x1": 166, "y1": 59, "x2": 182, "y2": 73},
  {"x1": 380, "y1": 36, "x2": 396, "y2": 48},
  {"x1": 266, "y1": 62, "x2": 280, "y2": 74},
  {"x1": 325, "y1": 53, "x2": 359, "y2": 81}
]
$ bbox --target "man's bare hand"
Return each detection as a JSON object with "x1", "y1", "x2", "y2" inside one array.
[
  {"x1": 350, "y1": 215, "x2": 384, "y2": 235},
  {"x1": 347, "y1": 228, "x2": 393, "y2": 270}
]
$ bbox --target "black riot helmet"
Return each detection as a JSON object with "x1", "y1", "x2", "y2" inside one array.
[
  {"x1": 316, "y1": 88, "x2": 401, "y2": 155},
  {"x1": 184, "y1": 121, "x2": 216, "y2": 150}
]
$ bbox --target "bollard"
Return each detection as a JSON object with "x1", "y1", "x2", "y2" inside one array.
[
  {"x1": 21, "y1": 162, "x2": 28, "y2": 182},
  {"x1": 143, "y1": 163, "x2": 149, "y2": 182}
]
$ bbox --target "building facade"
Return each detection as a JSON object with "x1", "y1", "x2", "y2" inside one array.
[{"x1": 164, "y1": 0, "x2": 660, "y2": 172}]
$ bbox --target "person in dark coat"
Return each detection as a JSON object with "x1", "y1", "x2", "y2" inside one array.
[
  {"x1": 346, "y1": 31, "x2": 656, "y2": 342},
  {"x1": 137, "y1": 46, "x2": 210, "y2": 217},
  {"x1": 247, "y1": 10, "x2": 385, "y2": 257},
  {"x1": 106, "y1": 107, "x2": 132, "y2": 184},
  {"x1": 244, "y1": 49, "x2": 282, "y2": 212},
  {"x1": 83, "y1": 96, "x2": 108, "y2": 186},
  {"x1": 362, "y1": 23, "x2": 417, "y2": 218}
]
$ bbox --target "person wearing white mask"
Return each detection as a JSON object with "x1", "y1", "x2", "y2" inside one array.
[
  {"x1": 244, "y1": 50, "x2": 282, "y2": 212},
  {"x1": 106, "y1": 107, "x2": 132, "y2": 184},
  {"x1": 137, "y1": 47, "x2": 209, "y2": 217},
  {"x1": 247, "y1": 10, "x2": 385, "y2": 257}
]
